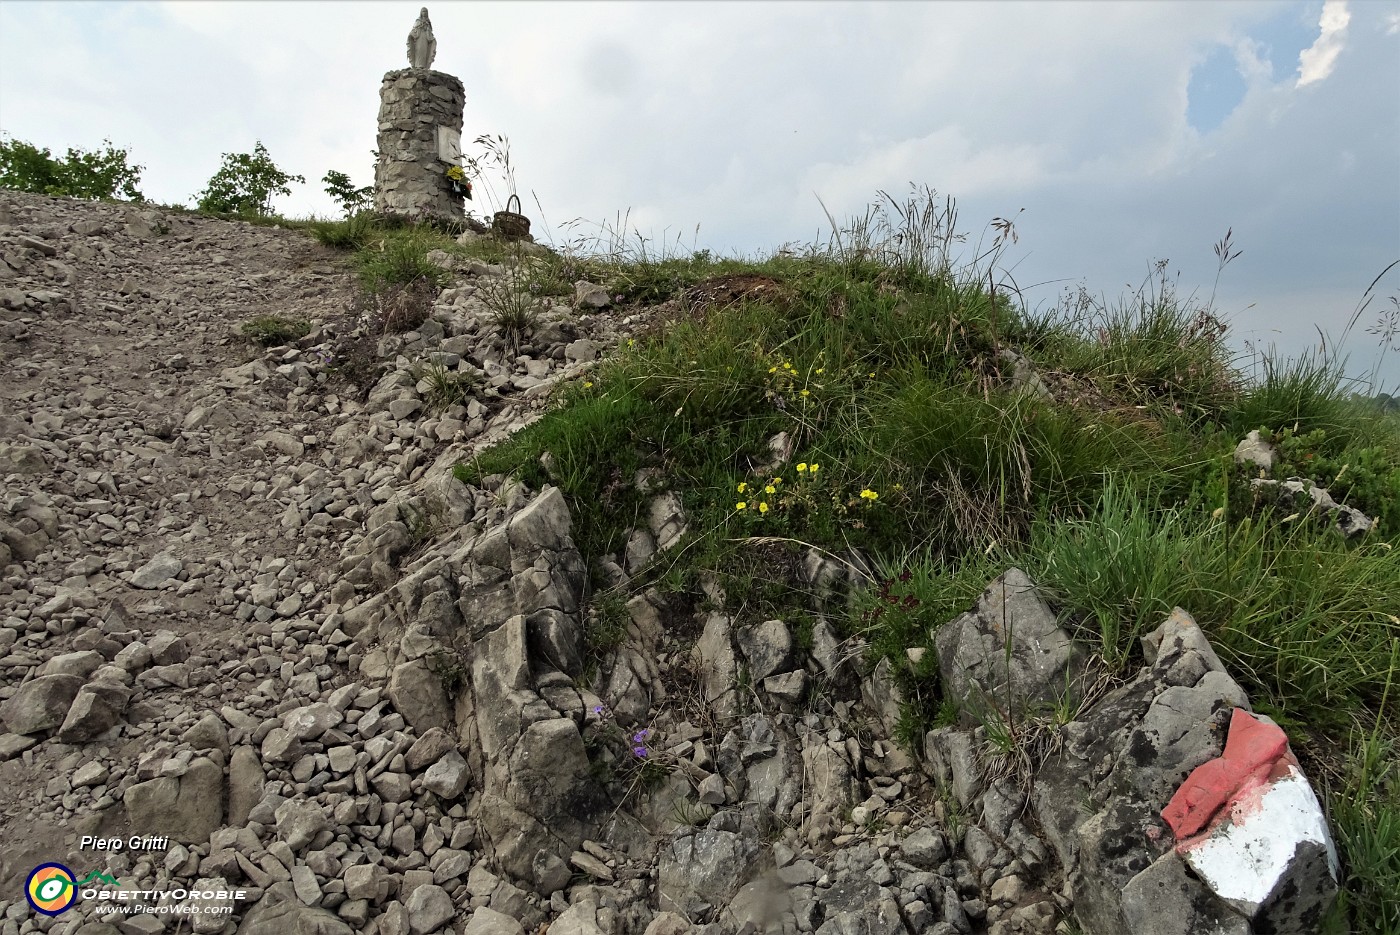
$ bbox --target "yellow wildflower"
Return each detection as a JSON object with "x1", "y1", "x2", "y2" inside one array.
[
  {"x1": 736, "y1": 501, "x2": 747, "y2": 511},
  {"x1": 816, "y1": 368, "x2": 824, "y2": 375},
  {"x1": 737, "y1": 482, "x2": 748, "y2": 493},
  {"x1": 583, "y1": 381, "x2": 594, "y2": 388},
  {"x1": 800, "y1": 389, "x2": 810, "y2": 398},
  {"x1": 860, "y1": 489, "x2": 879, "y2": 501},
  {"x1": 772, "y1": 477, "x2": 782, "y2": 485},
  {"x1": 810, "y1": 463, "x2": 820, "y2": 474},
  {"x1": 764, "y1": 485, "x2": 776, "y2": 495},
  {"x1": 796, "y1": 463, "x2": 808, "y2": 473},
  {"x1": 758, "y1": 502, "x2": 769, "y2": 513}
]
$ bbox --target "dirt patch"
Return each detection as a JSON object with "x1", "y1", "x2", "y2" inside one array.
[{"x1": 635, "y1": 274, "x2": 793, "y2": 340}]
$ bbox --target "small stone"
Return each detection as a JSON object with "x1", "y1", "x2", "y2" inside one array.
[
  {"x1": 569, "y1": 851, "x2": 614, "y2": 882},
  {"x1": 261, "y1": 727, "x2": 303, "y2": 763},
  {"x1": 148, "y1": 630, "x2": 189, "y2": 665},
  {"x1": 344, "y1": 863, "x2": 386, "y2": 902},
  {"x1": 573, "y1": 281, "x2": 611, "y2": 309},
  {"x1": 0, "y1": 674, "x2": 83, "y2": 734},
  {"x1": 900, "y1": 827, "x2": 948, "y2": 869},
  {"x1": 276, "y1": 799, "x2": 330, "y2": 852},
  {"x1": 328, "y1": 745, "x2": 358, "y2": 774},
  {"x1": 698, "y1": 773, "x2": 726, "y2": 805},
  {"x1": 283, "y1": 703, "x2": 343, "y2": 740},
  {"x1": 182, "y1": 713, "x2": 229, "y2": 753},
  {"x1": 991, "y1": 874, "x2": 1027, "y2": 904},
  {"x1": 1233, "y1": 430, "x2": 1276, "y2": 472},
  {"x1": 405, "y1": 727, "x2": 455, "y2": 771},
  {"x1": 73, "y1": 760, "x2": 110, "y2": 787},
  {"x1": 292, "y1": 864, "x2": 323, "y2": 906},
  {"x1": 57, "y1": 683, "x2": 130, "y2": 742},
  {"x1": 462, "y1": 907, "x2": 524, "y2": 935},
  {"x1": 130, "y1": 552, "x2": 182, "y2": 589},
  {"x1": 423, "y1": 750, "x2": 469, "y2": 799},
  {"x1": 405, "y1": 883, "x2": 454, "y2": 934},
  {"x1": 372, "y1": 771, "x2": 412, "y2": 803}
]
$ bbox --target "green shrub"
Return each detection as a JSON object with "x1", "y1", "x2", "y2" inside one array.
[
  {"x1": 321, "y1": 169, "x2": 373, "y2": 216},
  {"x1": 861, "y1": 378, "x2": 1160, "y2": 552},
  {"x1": 196, "y1": 141, "x2": 304, "y2": 216},
  {"x1": 1026, "y1": 268, "x2": 1236, "y2": 419},
  {"x1": 586, "y1": 593, "x2": 631, "y2": 660},
  {"x1": 455, "y1": 387, "x2": 653, "y2": 559},
  {"x1": 353, "y1": 279, "x2": 436, "y2": 335},
  {"x1": 1264, "y1": 427, "x2": 1400, "y2": 533},
  {"x1": 1028, "y1": 477, "x2": 1400, "y2": 713},
  {"x1": 1228, "y1": 349, "x2": 1358, "y2": 441},
  {"x1": 0, "y1": 134, "x2": 144, "y2": 201},
  {"x1": 1328, "y1": 724, "x2": 1400, "y2": 934}
]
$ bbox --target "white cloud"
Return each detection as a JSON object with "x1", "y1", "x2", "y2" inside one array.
[
  {"x1": 1234, "y1": 37, "x2": 1273, "y2": 84},
  {"x1": 0, "y1": 0, "x2": 1392, "y2": 383},
  {"x1": 801, "y1": 127, "x2": 1053, "y2": 209},
  {"x1": 1297, "y1": 0, "x2": 1351, "y2": 87}
]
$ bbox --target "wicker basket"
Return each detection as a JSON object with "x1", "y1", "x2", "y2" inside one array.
[{"x1": 491, "y1": 195, "x2": 531, "y2": 240}]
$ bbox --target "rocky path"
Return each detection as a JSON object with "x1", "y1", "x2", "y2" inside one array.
[
  {"x1": 0, "y1": 191, "x2": 685, "y2": 935},
  {"x1": 0, "y1": 193, "x2": 362, "y2": 902}
]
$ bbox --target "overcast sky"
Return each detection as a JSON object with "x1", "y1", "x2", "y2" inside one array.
[{"x1": 2, "y1": 1, "x2": 1397, "y2": 388}]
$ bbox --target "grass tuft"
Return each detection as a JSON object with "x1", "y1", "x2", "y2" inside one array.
[
  {"x1": 310, "y1": 211, "x2": 378, "y2": 251},
  {"x1": 240, "y1": 314, "x2": 310, "y2": 347},
  {"x1": 356, "y1": 225, "x2": 452, "y2": 290}
]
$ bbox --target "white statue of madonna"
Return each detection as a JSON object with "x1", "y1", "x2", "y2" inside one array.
[{"x1": 407, "y1": 8, "x2": 436, "y2": 70}]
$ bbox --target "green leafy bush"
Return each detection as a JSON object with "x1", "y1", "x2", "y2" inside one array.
[
  {"x1": 1265, "y1": 427, "x2": 1400, "y2": 532},
  {"x1": 322, "y1": 170, "x2": 373, "y2": 217},
  {"x1": 196, "y1": 141, "x2": 304, "y2": 216},
  {"x1": 0, "y1": 134, "x2": 144, "y2": 201}
]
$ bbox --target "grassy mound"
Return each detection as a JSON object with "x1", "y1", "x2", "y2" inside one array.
[{"x1": 440, "y1": 189, "x2": 1398, "y2": 933}]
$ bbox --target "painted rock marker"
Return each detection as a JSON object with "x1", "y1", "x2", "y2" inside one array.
[
  {"x1": 1162, "y1": 706, "x2": 1289, "y2": 838},
  {"x1": 1164, "y1": 708, "x2": 1339, "y2": 930}
]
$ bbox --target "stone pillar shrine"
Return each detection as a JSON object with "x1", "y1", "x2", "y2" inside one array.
[{"x1": 373, "y1": 8, "x2": 466, "y2": 221}]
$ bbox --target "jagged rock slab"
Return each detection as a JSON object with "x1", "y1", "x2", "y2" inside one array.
[{"x1": 934, "y1": 566, "x2": 1083, "y2": 721}]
